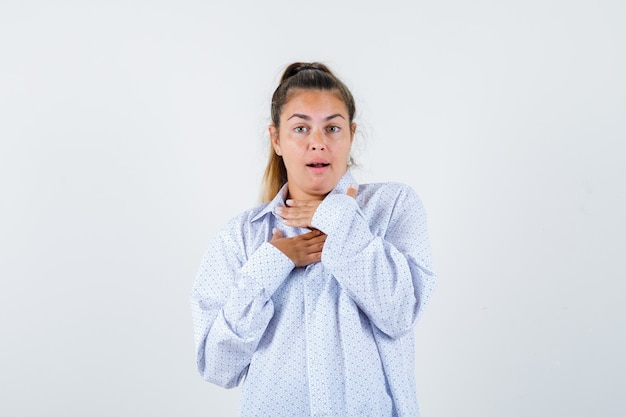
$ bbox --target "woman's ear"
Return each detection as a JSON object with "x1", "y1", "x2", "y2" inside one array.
[
  {"x1": 350, "y1": 122, "x2": 357, "y2": 143},
  {"x1": 269, "y1": 125, "x2": 281, "y2": 155}
]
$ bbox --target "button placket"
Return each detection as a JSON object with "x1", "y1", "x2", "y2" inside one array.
[{"x1": 303, "y1": 262, "x2": 333, "y2": 417}]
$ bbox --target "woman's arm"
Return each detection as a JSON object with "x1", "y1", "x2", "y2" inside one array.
[
  {"x1": 190, "y1": 223, "x2": 294, "y2": 388},
  {"x1": 311, "y1": 185, "x2": 436, "y2": 339}
]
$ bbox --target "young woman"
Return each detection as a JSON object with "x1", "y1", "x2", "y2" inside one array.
[{"x1": 191, "y1": 62, "x2": 436, "y2": 417}]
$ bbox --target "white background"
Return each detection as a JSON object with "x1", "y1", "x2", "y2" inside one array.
[{"x1": 1, "y1": 0, "x2": 624, "y2": 416}]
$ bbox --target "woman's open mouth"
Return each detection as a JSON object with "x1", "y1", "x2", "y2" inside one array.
[{"x1": 306, "y1": 162, "x2": 330, "y2": 174}]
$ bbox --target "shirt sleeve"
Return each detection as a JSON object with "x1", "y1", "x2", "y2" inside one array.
[
  {"x1": 311, "y1": 185, "x2": 436, "y2": 339},
  {"x1": 190, "y1": 221, "x2": 295, "y2": 388}
]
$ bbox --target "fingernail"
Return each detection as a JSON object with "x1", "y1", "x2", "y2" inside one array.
[
  {"x1": 285, "y1": 199, "x2": 293, "y2": 206},
  {"x1": 274, "y1": 207, "x2": 283, "y2": 214}
]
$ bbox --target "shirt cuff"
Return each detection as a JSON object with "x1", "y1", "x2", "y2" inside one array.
[
  {"x1": 311, "y1": 194, "x2": 374, "y2": 263},
  {"x1": 240, "y1": 242, "x2": 295, "y2": 298},
  {"x1": 311, "y1": 194, "x2": 358, "y2": 234}
]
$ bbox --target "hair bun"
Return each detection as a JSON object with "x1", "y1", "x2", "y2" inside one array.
[{"x1": 280, "y1": 62, "x2": 330, "y2": 83}]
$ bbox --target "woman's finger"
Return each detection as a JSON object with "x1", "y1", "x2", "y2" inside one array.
[
  {"x1": 285, "y1": 199, "x2": 321, "y2": 209},
  {"x1": 271, "y1": 227, "x2": 284, "y2": 241},
  {"x1": 346, "y1": 184, "x2": 358, "y2": 198}
]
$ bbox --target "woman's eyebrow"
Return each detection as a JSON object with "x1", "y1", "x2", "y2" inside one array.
[
  {"x1": 287, "y1": 113, "x2": 311, "y2": 121},
  {"x1": 287, "y1": 113, "x2": 346, "y2": 121}
]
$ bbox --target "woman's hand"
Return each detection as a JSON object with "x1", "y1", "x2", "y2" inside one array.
[
  {"x1": 270, "y1": 228, "x2": 326, "y2": 267},
  {"x1": 274, "y1": 200, "x2": 321, "y2": 228},
  {"x1": 270, "y1": 185, "x2": 358, "y2": 267},
  {"x1": 274, "y1": 185, "x2": 358, "y2": 228}
]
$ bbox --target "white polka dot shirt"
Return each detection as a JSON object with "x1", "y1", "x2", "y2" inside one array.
[{"x1": 191, "y1": 172, "x2": 436, "y2": 417}]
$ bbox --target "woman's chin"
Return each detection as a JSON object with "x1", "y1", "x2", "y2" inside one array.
[{"x1": 288, "y1": 176, "x2": 339, "y2": 200}]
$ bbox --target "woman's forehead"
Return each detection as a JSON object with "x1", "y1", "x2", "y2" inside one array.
[{"x1": 282, "y1": 89, "x2": 349, "y2": 117}]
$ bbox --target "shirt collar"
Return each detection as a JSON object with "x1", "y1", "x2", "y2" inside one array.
[
  {"x1": 251, "y1": 171, "x2": 358, "y2": 223},
  {"x1": 251, "y1": 183, "x2": 289, "y2": 222}
]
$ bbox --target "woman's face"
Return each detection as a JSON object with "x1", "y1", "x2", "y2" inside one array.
[{"x1": 269, "y1": 89, "x2": 355, "y2": 201}]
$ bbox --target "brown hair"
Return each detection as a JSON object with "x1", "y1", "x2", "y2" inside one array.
[{"x1": 260, "y1": 62, "x2": 357, "y2": 202}]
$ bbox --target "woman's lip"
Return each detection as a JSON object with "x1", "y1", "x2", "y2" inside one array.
[{"x1": 306, "y1": 164, "x2": 330, "y2": 173}]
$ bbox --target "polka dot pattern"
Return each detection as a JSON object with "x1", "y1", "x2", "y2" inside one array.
[{"x1": 191, "y1": 172, "x2": 436, "y2": 416}]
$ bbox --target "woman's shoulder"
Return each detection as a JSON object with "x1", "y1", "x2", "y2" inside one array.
[
  {"x1": 210, "y1": 202, "x2": 271, "y2": 253},
  {"x1": 358, "y1": 181, "x2": 422, "y2": 202},
  {"x1": 356, "y1": 181, "x2": 426, "y2": 220},
  {"x1": 222, "y1": 201, "x2": 271, "y2": 230}
]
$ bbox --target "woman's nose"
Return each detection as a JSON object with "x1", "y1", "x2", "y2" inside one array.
[{"x1": 310, "y1": 130, "x2": 325, "y2": 150}]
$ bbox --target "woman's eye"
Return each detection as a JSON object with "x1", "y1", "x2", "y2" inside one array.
[
  {"x1": 327, "y1": 126, "x2": 340, "y2": 133},
  {"x1": 294, "y1": 126, "x2": 308, "y2": 133}
]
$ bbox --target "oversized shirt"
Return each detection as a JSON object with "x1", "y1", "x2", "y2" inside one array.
[{"x1": 190, "y1": 172, "x2": 436, "y2": 417}]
